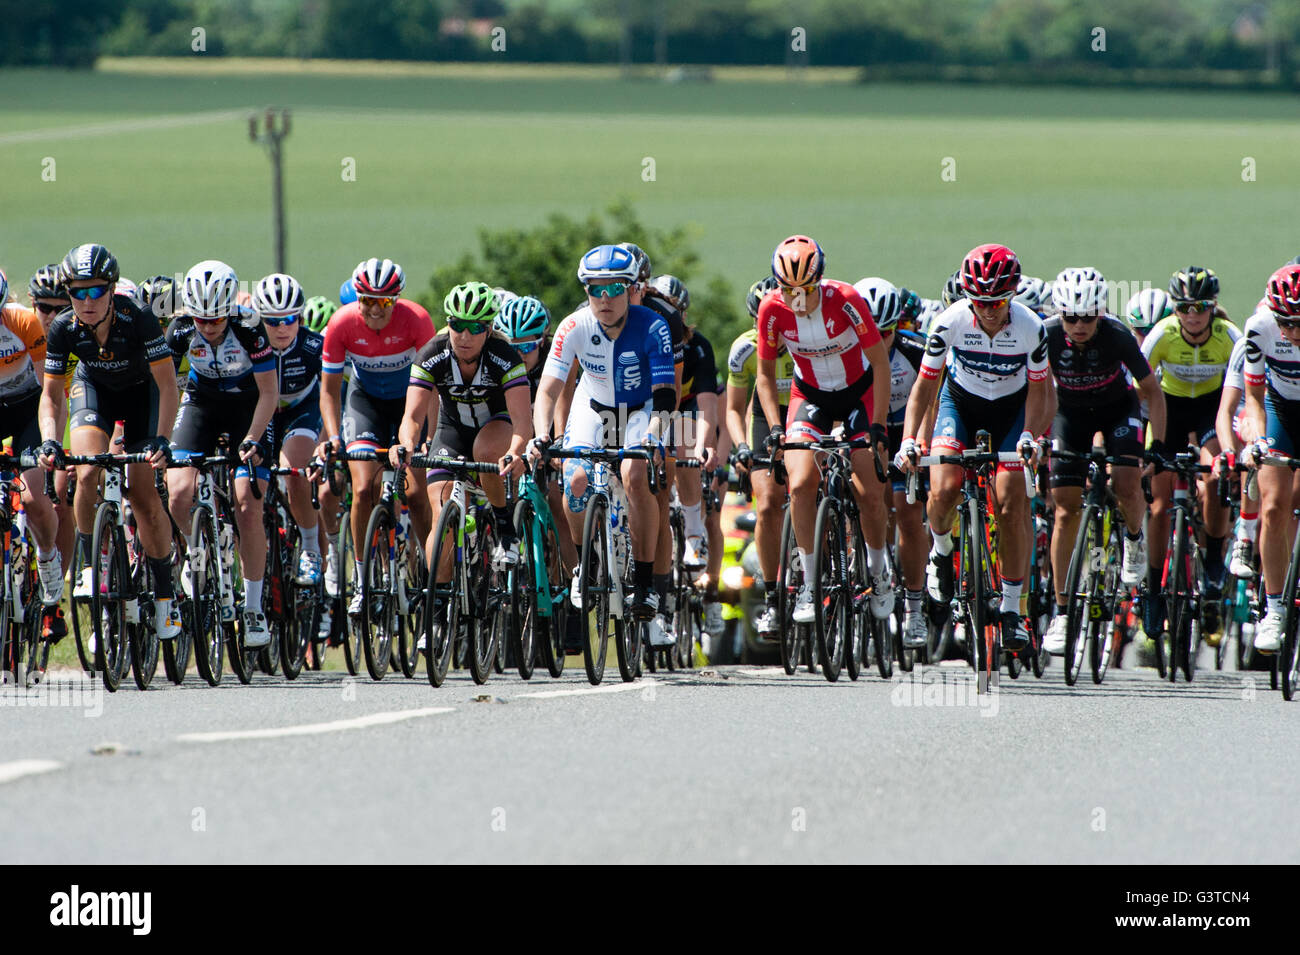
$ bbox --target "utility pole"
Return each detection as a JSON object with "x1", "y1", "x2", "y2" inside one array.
[{"x1": 249, "y1": 108, "x2": 291, "y2": 274}]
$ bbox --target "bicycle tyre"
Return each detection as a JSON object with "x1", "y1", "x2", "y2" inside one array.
[
  {"x1": 811, "y1": 497, "x2": 847, "y2": 683},
  {"x1": 510, "y1": 499, "x2": 538, "y2": 680},
  {"x1": 1277, "y1": 523, "x2": 1300, "y2": 701},
  {"x1": 845, "y1": 529, "x2": 865, "y2": 682},
  {"x1": 1090, "y1": 514, "x2": 1123, "y2": 685},
  {"x1": 129, "y1": 546, "x2": 159, "y2": 691},
  {"x1": 776, "y1": 508, "x2": 802, "y2": 675},
  {"x1": 189, "y1": 511, "x2": 224, "y2": 686},
  {"x1": 536, "y1": 509, "x2": 567, "y2": 679},
  {"x1": 1167, "y1": 511, "x2": 1189, "y2": 684},
  {"x1": 69, "y1": 544, "x2": 96, "y2": 675},
  {"x1": 424, "y1": 497, "x2": 461, "y2": 687},
  {"x1": 580, "y1": 497, "x2": 611, "y2": 685},
  {"x1": 338, "y1": 516, "x2": 363, "y2": 676},
  {"x1": 91, "y1": 506, "x2": 128, "y2": 693},
  {"x1": 470, "y1": 512, "x2": 502, "y2": 685},
  {"x1": 358, "y1": 506, "x2": 396, "y2": 681}
]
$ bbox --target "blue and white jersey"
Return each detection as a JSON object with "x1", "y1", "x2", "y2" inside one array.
[
  {"x1": 888, "y1": 330, "x2": 926, "y2": 426},
  {"x1": 273, "y1": 326, "x2": 324, "y2": 410},
  {"x1": 1244, "y1": 309, "x2": 1300, "y2": 401},
  {"x1": 543, "y1": 303, "x2": 675, "y2": 407}
]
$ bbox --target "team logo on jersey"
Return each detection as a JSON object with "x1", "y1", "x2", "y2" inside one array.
[
  {"x1": 926, "y1": 332, "x2": 947, "y2": 357},
  {"x1": 1244, "y1": 335, "x2": 1263, "y2": 364},
  {"x1": 592, "y1": 334, "x2": 602, "y2": 346}
]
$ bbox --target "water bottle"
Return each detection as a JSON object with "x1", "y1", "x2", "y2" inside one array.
[
  {"x1": 464, "y1": 509, "x2": 477, "y2": 549},
  {"x1": 219, "y1": 523, "x2": 236, "y2": 620}
]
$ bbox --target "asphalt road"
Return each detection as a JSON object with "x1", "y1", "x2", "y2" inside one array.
[{"x1": 2, "y1": 652, "x2": 1296, "y2": 864}]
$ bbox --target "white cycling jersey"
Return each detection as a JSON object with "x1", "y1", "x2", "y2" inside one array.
[
  {"x1": 920, "y1": 299, "x2": 1049, "y2": 400},
  {"x1": 543, "y1": 303, "x2": 674, "y2": 408},
  {"x1": 1244, "y1": 310, "x2": 1300, "y2": 401}
]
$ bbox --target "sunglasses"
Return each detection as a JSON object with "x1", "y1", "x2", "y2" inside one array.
[
  {"x1": 969, "y1": 296, "x2": 1012, "y2": 307},
  {"x1": 193, "y1": 315, "x2": 226, "y2": 326},
  {"x1": 1275, "y1": 315, "x2": 1300, "y2": 331},
  {"x1": 33, "y1": 302, "x2": 66, "y2": 314},
  {"x1": 68, "y1": 285, "x2": 111, "y2": 301},
  {"x1": 512, "y1": 338, "x2": 543, "y2": 355},
  {"x1": 262, "y1": 313, "x2": 299, "y2": 327},
  {"x1": 359, "y1": 296, "x2": 395, "y2": 309},
  {"x1": 1061, "y1": 313, "x2": 1101, "y2": 325},
  {"x1": 1174, "y1": 300, "x2": 1214, "y2": 314},
  {"x1": 586, "y1": 283, "x2": 628, "y2": 299},
  {"x1": 448, "y1": 319, "x2": 489, "y2": 334}
]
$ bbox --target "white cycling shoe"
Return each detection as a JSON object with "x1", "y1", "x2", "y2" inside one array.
[
  {"x1": 1255, "y1": 612, "x2": 1284, "y2": 653},
  {"x1": 154, "y1": 598, "x2": 183, "y2": 641},
  {"x1": 869, "y1": 571, "x2": 894, "y2": 620},
  {"x1": 1121, "y1": 534, "x2": 1147, "y2": 587},
  {"x1": 1043, "y1": 615, "x2": 1069, "y2": 655},
  {"x1": 792, "y1": 584, "x2": 815, "y2": 624},
  {"x1": 242, "y1": 609, "x2": 271, "y2": 648}
]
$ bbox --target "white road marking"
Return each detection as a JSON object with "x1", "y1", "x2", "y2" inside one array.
[
  {"x1": 728, "y1": 667, "x2": 776, "y2": 677},
  {"x1": 0, "y1": 759, "x2": 63, "y2": 784},
  {"x1": 516, "y1": 679, "x2": 657, "y2": 700},
  {"x1": 177, "y1": 707, "x2": 454, "y2": 743},
  {"x1": 0, "y1": 109, "x2": 252, "y2": 146}
]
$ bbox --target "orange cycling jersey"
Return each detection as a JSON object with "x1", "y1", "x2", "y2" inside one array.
[{"x1": 0, "y1": 304, "x2": 46, "y2": 402}]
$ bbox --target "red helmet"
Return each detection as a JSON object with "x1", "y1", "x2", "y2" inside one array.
[
  {"x1": 1266, "y1": 265, "x2": 1300, "y2": 318},
  {"x1": 353, "y1": 257, "x2": 406, "y2": 297},
  {"x1": 960, "y1": 243, "x2": 1021, "y2": 300},
  {"x1": 771, "y1": 235, "x2": 825, "y2": 288}
]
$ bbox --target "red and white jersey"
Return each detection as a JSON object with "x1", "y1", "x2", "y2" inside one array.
[
  {"x1": 920, "y1": 300, "x2": 1049, "y2": 400},
  {"x1": 755, "y1": 279, "x2": 881, "y2": 392}
]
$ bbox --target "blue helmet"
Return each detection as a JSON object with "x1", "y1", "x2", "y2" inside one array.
[
  {"x1": 495, "y1": 295, "x2": 550, "y2": 341},
  {"x1": 577, "y1": 245, "x2": 639, "y2": 285},
  {"x1": 339, "y1": 278, "x2": 357, "y2": 306}
]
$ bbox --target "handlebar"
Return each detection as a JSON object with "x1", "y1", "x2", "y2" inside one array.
[{"x1": 544, "y1": 446, "x2": 665, "y2": 493}]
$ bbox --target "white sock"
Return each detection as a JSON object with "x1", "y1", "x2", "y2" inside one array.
[
  {"x1": 931, "y1": 528, "x2": 953, "y2": 556},
  {"x1": 868, "y1": 546, "x2": 888, "y2": 575},
  {"x1": 37, "y1": 545, "x2": 56, "y2": 563},
  {"x1": 354, "y1": 559, "x2": 363, "y2": 582},
  {"x1": 1239, "y1": 517, "x2": 1258, "y2": 542},
  {"x1": 1001, "y1": 579, "x2": 1023, "y2": 615},
  {"x1": 794, "y1": 547, "x2": 808, "y2": 576},
  {"x1": 244, "y1": 577, "x2": 263, "y2": 613},
  {"x1": 301, "y1": 527, "x2": 321, "y2": 556},
  {"x1": 684, "y1": 502, "x2": 704, "y2": 539}
]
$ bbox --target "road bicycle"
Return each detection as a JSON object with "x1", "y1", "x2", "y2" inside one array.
[
  {"x1": 662, "y1": 456, "x2": 706, "y2": 672},
  {"x1": 261, "y1": 463, "x2": 326, "y2": 680},
  {"x1": 1248, "y1": 451, "x2": 1300, "y2": 700},
  {"x1": 510, "y1": 456, "x2": 570, "y2": 679},
  {"x1": 0, "y1": 454, "x2": 50, "y2": 687},
  {"x1": 1151, "y1": 449, "x2": 1216, "y2": 684}
]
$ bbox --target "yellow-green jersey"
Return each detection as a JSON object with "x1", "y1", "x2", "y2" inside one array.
[
  {"x1": 1140, "y1": 315, "x2": 1240, "y2": 399},
  {"x1": 727, "y1": 327, "x2": 794, "y2": 403}
]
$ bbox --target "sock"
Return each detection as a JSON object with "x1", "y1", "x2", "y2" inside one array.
[
  {"x1": 1239, "y1": 514, "x2": 1258, "y2": 542},
  {"x1": 1147, "y1": 565, "x2": 1162, "y2": 596},
  {"x1": 149, "y1": 556, "x2": 174, "y2": 598},
  {"x1": 654, "y1": 572, "x2": 671, "y2": 607},
  {"x1": 683, "y1": 502, "x2": 704, "y2": 539},
  {"x1": 905, "y1": 589, "x2": 922, "y2": 615},
  {"x1": 764, "y1": 579, "x2": 778, "y2": 598},
  {"x1": 1267, "y1": 592, "x2": 1283, "y2": 616},
  {"x1": 1205, "y1": 535, "x2": 1225, "y2": 584},
  {"x1": 1056, "y1": 601, "x2": 1067, "y2": 616},
  {"x1": 1000, "y1": 576, "x2": 1023, "y2": 615},
  {"x1": 794, "y1": 547, "x2": 808, "y2": 573},
  {"x1": 78, "y1": 532, "x2": 92, "y2": 563},
  {"x1": 37, "y1": 543, "x2": 56, "y2": 563},
  {"x1": 931, "y1": 528, "x2": 953, "y2": 556},
  {"x1": 634, "y1": 560, "x2": 654, "y2": 590},
  {"x1": 1125, "y1": 529, "x2": 1142, "y2": 542},
  {"x1": 354, "y1": 559, "x2": 363, "y2": 583},
  {"x1": 492, "y1": 504, "x2": 514, "y2": 537},
  {"x1": 868, "y1": 546, "x2": 887, "y2": 575},
  {"x1": 301, "y1": 526, "x2": 321, "y2": 556},
  {"x1": 244, "y1": 577, "x2": 263, "y2": 613}
]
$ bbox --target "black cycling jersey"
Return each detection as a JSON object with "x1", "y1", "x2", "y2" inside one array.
[
  {"x1": 271, "y1": 326, "x2": 324, "y2": 409},
  {"x1": 1045, "y1": 315, "x2": 1151, "y2": 408},
  {"x1": 167, "y1": 313, "x2": 274, "y2": 399},
  {"x1": 409, "y1": 333, "x2": 528, "y2": 429},
  {"x1": 641, "y1": 290, "x2": 687, "y2": 366},
  {"x1": 680, "y1": 331, "x2": 721, "y2": 406},
  {"x1": 45, "y1": 294, "x2": 171, "y2": 388}
]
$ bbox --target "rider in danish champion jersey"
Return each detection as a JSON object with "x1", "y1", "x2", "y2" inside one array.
[
  {"x1": 1241, "y1": 264, "x2": 1300, "y2": 652},
  {"x1": 756, "y1": 234, "x2": 893, "y2": 626},
  {"x1": 317, "y1": 258, "x2": 436, "y2": 616},
  {"x1": 165, "y1": 261, "x2": 280, "y2": 647},
  {"x1": 1216, "y1": 333, "x2": 1262, "y2": 582},
  {"x1": 1141, "y1": 266, "x2": 1238, "y2": 638},
  {"x1": 897, "y1": 243, "x2": 1054, "y2": 652},
  {"x1": 529, "y1": 244, "x2": 676, "y2": 625},
  {"x1": 37, "y1": 244, "x2": 182, "y2": 640}
]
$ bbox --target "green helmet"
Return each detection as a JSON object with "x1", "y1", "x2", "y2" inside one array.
[
  {"x1": 303, "y1": 296, "x2": 338, "y2": 332},
  {"x1": 495, "y1": 295, "x2": 550, "y2": 340},
  {"x1": 444, "y1": 281, "x2": 499, "y2": 324}
]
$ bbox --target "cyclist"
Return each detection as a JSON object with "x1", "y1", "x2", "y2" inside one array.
[
  {"x1": 897, "y1": 243, "x2": 1054, "y2": 651},
  {"x1": 1039, "y1": 268, "x2": 1167, "y2": 655},
  {"x1": 251, "y1": 273, "x2": 327, "y2": 587},
  {"x1": 27, "y1": 265, "x2": 76, "y2": 573},
  {"x1": 166, "y1": 261, "x2": 279, "y2": 646},
  {"x1": 756, "y1": 235, "x2": 892, "y2": 625},
  {"x1": 393, "y1": 281, "x2": 530, "y2": 576},
  {"x1": 1125, "y1": 287, "x2": 1172, "y2": 346},
  {"x1": 529, "y1": 244, "x2": 676, "y2": 631},
  {"x1": 317, "y1": 258, "x2": 435, "y2": 619},
  {"x1": 1015, "y1": 275, "x2": 1052, "y2": 319},
  {"x1": 1241, "y1": 264, "x2": 1300, "y2": 652},
  {"x1": 303, "y1": 296, "x2": 338, "y2": 334},
  {"x1": 1141, "y1": 266, "x2": 1238, "y2": 639},
  {"x1": 339, "y1": 279, "x2": 357, "y2": 307},
  {"x1": 1216, "y1": 334, "x2": 1260, "y2": 579},
  {"x1": 856, "y1": 276, "x2": 931, "y2": 648},
  {"x1": 728, "y1": 276, "x2": 790, "y2": 637},
  {"x1": 36, "y1": 243, "x2": 182, "y2": 640}
]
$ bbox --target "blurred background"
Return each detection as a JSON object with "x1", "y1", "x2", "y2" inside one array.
[{"x1": 3, "y1": 0, "x2": 1300, "y2": 342}]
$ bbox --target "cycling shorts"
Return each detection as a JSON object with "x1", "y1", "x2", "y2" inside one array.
[
  {"x1": 172, "y1": 389, "x2": 270, "y2": 481},
  {"x1": 1049, "y1": 394, "x2": 1144, "y2": 490},
  {"x1": 0, "y1": 390, "x2": 43, "y2": 456},
  {"x1": 1164, "y1": 391, "x2": 1220, "y2": 451},
  {"x1": 427, "y1": 414, "x2": 508, "y2": 483},
  {"x1": 342, "y1": 386, "x2": 404, "y2": 453},
  {"x1": 273, "y1": 400, "x2": 323, "y2": 447},
  {"x1": 932, "y1": 383, "x2": 1027, "y2": 471},
  {"x1": 748, "y1": 397, "x2": 788, "y2": 470},
  {"x1": 69, "y1": 371, "x2": 161, "y2": 453},
  {"x1": 1264, "y1": 392, "x2": 1300, "y2": 457},
  {"x1": 786, "y1": 372, "x2": 875, "y2": 443}
]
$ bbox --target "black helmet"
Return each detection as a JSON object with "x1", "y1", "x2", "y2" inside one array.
[
  {"x1": 28, "y1": 264, "x2": 67, "y2": 302},
  {"x1": 59, "y1": 243, "x2": 120, "y2": 286},
  {"x1": 138, "y1": 274, "x2": 178, "y2": 318},
  {"x1": 1168, "y1": 266, "x2": 1219, "y2": 302},
  {"x1": 897, "y1": 287, "x2": 922, "y2": 321},
  {"x1": 616, "y1": 242, "x2": 651, "y2": 285},
  {"x1": 650, "y1": 274, "x2": 689, "y2": 312},
  {"x1": 942, "y1": 269, "x2": 965, "y2": 306},
  {"x1": 746, "y1": 275, "x2": 779, "y2": 319}
]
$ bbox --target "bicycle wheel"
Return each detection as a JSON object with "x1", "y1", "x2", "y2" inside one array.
[
  {"x1": 966, "y1": 506, "x2": 998, "y2": 695},
  {"x1": 1062, "y1": 506, "x2": 1098, "y2": 687},
  {"x1": 1277, "y1": 528, "x2": 1300, "y2": 701},
  {"x1": 91, "y1": 506, "x2": 129, "y2": 693},
  {"x1": 511, "y1": 499, "x2": 538, "y2": 680},
  {"x1": 189, "y1": 511, "x2": 224, "y2": 686},
  {"x1": 580, "y1": 497, "x2": 611, "y2": 685},
  {"x1": 0, "y1": 554, "x2": 15, "y2": 686},
  {"x1": 811, "y1": 497, "x2": 848, "y2": 683},
  {"x1": 776, "y1": 508, "x2": 802, "y2": 675},
  {"x1": 69, "y1": 544, "x2": 96, "y2": 675},
  {"x1": 338, "y1": 516, "x2": 363, "y2": 676},
  {"x1": 1090, "y1": 514, "x2": 1123, "y2": 685},
  {"x1": 163, "y1": 530, "x2": 192, "y2": 685},
  {"x1": 424, "y1": 496, "x2": 461, "y2": 687},
  {"x1": 535, "y1": 510, "x2": 568, "y2": 679},
  {"x1": 360, "y1": 506, "x2": 396, "y2": 681},
  {"x1": 395, "y1": 538, "x2": 426, "y2": 679},
  {"x1": 1167, "y1": 511, "x2": 1190, "y2": 684},
  {"x1": 129, "y1": 548, "x2": 159, "y2": 691},
  {"x1": 843, "y1": 525, "x2": 864, "y2": 682},
  {"x1": 469, "y1": 513, "x2": 502, "y2": 685},
  {"x1": 18, "y1": 549, "x2": 46, "y2": 687}
]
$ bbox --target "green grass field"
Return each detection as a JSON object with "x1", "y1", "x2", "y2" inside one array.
[{"x1": 4, "y1": 60, "x2": 1300, "y2": 327}]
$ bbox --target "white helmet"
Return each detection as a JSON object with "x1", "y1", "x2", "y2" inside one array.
[
  {"x1": 1125, "y1": 287, "x2": 1173, "y2": 333},
  {"x1": 1014, "y1": 275, "x2": 1051, "y2": 315},
  {"x1": 1052, "y1": 267, "x2": 1108, "y2": 316},
  {"x1": 183, "y1": 260, "x2": 240, "y2": 318},
  {"x1": 253, "y1": 273, "x2": 305, "y2": 317},
  {"x1": 852, "y1": 277, "x2": 901, "y2": 331},
  {"x1": 917, "y1": 298, "x2": 944, "y2": 336}
]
